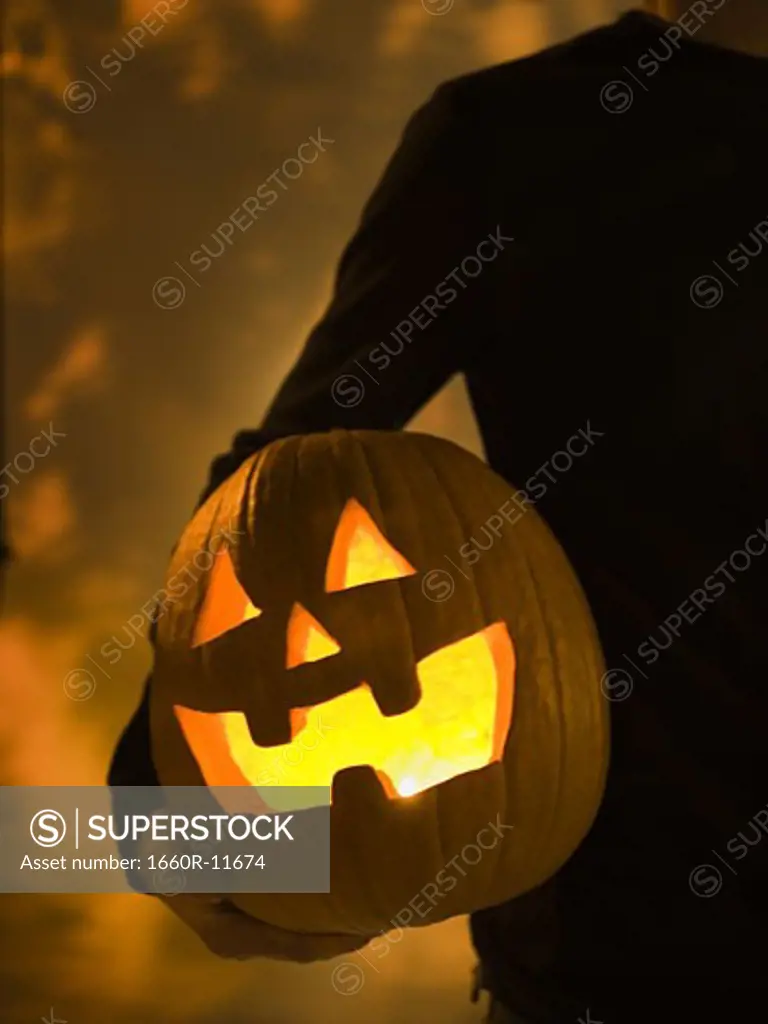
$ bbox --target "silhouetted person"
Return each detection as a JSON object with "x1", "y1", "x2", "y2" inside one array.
[{"x1": 111, "y1": 2, "x2": 768, "y2": 1020}]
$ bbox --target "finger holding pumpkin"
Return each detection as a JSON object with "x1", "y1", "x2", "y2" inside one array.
[{"x1": 158, "y1": 891, "x2": 372, "y2": 962}]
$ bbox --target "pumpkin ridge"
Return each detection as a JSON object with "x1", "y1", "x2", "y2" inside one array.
[
  {"x1": 311, "y1": 434, "x2": 390, "y2": 932},
  {"x1": 356, "y1": 432, "x2": 420, "y2": 684},
  {"x1": 242, "y1": 444, "x2": 270, "y2": 549},
  {"x1": 294, "y1": 436, "x2": 355, "y2": 934},
  {"x1": 410, "y1": 432, "x2": 509, "y2": 884},
  {"x1": 410, "y1": 433, "x2": 488, "y2": 633},
  {"x1": 355, "y1": 431, "x2": 427, "y2": 930},
  {"x1": 419, "y1": 433, "x2": 512, "y2": 901},
  {"x1": 313, "y1": 434, "x2": 383, "y2": 934},
  {"x1": 506, "y1": 503, "x2": 566, "y2": 892},
  {"x1": 407, "y1": 432, "x2": 483, "y2": 879}
]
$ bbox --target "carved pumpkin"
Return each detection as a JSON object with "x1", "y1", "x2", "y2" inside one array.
[{"x1": 150, "y1": 430, "x2": 608, "y2": 935}]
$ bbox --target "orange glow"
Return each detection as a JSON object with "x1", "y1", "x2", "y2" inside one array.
[
  {"x1": 192, "y1": 547, "x2": 261, "y2": 648},
  {"x1": 325, "y1": 498, "x2": 416, "y2": 592},
  {"x1": 285, "y1": 602, "x2": 341, "y2": 668},
  {"x1": 175, "y1": 621, "x2": 515, "y2": 805}
]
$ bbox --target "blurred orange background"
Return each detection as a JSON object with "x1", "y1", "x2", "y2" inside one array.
[{"x1": 2, "y1": 1, "x2": 625, "y2": 1020}]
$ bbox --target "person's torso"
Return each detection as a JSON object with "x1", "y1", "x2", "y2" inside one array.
[{"x1": 458, "y1": 11, "x2": 768, "y2": 1022}]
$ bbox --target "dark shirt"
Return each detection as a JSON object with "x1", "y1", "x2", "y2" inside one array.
[{"x1": 110, "y1": 10, "x2": 768, "y2": 1022}]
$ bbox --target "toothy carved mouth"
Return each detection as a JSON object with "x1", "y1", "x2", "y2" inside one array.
[{"x1": 175, "y1": 621, "x2": 515, "y2": 808}]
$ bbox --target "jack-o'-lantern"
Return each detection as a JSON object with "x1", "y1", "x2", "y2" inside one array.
[{"x1": 150, "y1": 430, "x2": 609, "y2": 936}]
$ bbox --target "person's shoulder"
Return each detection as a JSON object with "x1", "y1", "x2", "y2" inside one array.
[
  {"x1": 413, "y1": 13, "x2": 657, "y2": 168},
  {"x1": 435, "y1": 13, "x2": 643, "y2": 106}
]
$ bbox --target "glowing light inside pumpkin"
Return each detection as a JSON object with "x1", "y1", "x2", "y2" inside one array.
[
  {"x1": 175, "y1": 621, "x2": 515, "y2": 803},
  {"x1": 399, "y1": 776, "x2": 417, "y2": 797},
  {"x1": 285, "y1": 601, "x2": 341, "y2": 668},
  {"x1": 191, "y1": 546, "x2": 261, "y2": 648},
  {"x1": 325, "y1": 498, "x2": 416, "y2": 592}
]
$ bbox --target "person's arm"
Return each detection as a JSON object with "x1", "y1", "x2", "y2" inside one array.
[{"x1": 199, "y1": 76, "x2": 490, "y2": 504}]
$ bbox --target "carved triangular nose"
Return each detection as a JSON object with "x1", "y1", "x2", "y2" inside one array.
[{"x1": 285, "y1": 601, "x2": 341, "y2": 669}]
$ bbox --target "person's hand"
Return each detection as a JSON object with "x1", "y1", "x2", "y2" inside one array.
[{"x1": 158, "y1": 891, "x2": 372, "y2": 963}]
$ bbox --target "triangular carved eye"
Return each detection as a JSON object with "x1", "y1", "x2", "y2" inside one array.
[
  {"x1": 285, "y1": 602, "x2": 341, "y2": 668},
  {"x1": 325, "y1": 498, "x2": 416, "y2": 592},
  {"x1": 192, "y1": 547, "x2": 262, "y2": 648}
]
